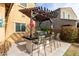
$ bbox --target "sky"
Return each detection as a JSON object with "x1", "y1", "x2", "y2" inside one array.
[{"x1": 36, "y1": 3, "x2": 79, "y2": 19}]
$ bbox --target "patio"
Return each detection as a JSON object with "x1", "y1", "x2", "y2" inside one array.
[
  {"x1": 7, "y1": 37, "x2": 71, "y2": 56},
  {"x1": 4, "y1": 29, "x2": 71, "y2": 56}
]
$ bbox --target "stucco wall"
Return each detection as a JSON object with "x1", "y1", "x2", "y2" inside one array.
[
  {"x1": 0, "y1": 4, "x2": 5, "y2": 42},
  {"x1": 6, "y1": 3, "x2": 35, "y2": 39},
  {"x1": 60, "y1": 8, "x2": 77, "y2": 19},
  {"x1": 52, "y1": 18, "x2": 77, "y2": 30}
]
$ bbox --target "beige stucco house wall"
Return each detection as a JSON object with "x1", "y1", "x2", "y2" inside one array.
[
  {"x1": 0, "y1": 3, "x2": 35, "y2": 42},
  {"x1": 60, "y1": 8, "x2": 77, "y2": 19},
  {"x1": 0, "y1": 4, "x2": 5, "y2": 42},
  {"x1": 52, "y1": 18, "x2": 77, "y2": 30},
  {"x1": 5, "y1": 3, "x2": 36, "y2": 42}
]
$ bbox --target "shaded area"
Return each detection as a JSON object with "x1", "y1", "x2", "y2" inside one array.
[{"x1": 16, "y1": 44, "x2": 26, "y2": 51}]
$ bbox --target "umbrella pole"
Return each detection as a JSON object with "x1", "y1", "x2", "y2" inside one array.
[{"x1": 30, "y1": 26, "x2": 32, "y2": 38}]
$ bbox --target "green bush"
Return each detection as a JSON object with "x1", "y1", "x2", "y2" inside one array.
[{"x1": 60, "y1": 26, "x2": 78, "y2": 43}]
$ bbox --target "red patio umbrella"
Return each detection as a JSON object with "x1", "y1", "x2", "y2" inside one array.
[
  {"x1": 30, "y1": 19, "x2": 35, "y2": 29},
  {"x1": 29, "y1": 18, "x2": 36, "y2": 37}
]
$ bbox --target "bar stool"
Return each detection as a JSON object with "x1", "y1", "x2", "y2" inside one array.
[
  {"x1": 47, "y1": 32, "x2": 55, "y2": 53},
  {"x1": 51, "y1": 32, "x2": 56, "y2": 50},
  {"x1": 53, "y1": 33, "x2": 61, "y2": 50},
  {"x1": 31, "y1": 35, "x2": 46, "y2": 56},
  {"x1": 56, "y1": 33, "x2": 61, "y2": 48},
  {"x1": 49, "y1": 35, "x2": 53, "y2": 52},
  {"x1": 38, "y1": 35, "x2": 47, "y2": 56}
]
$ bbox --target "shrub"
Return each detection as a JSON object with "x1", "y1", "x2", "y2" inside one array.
[
  {"x1": 76, "y1": 28, "x2": 79, "y2": 43},
  {"x1": 60, "y1": 26, "x2": 78, "y2": 43}
]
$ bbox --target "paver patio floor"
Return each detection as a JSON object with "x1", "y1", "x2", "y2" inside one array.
[{"x1": 7, "y1": 40, "x2": 71, "y2": 56}]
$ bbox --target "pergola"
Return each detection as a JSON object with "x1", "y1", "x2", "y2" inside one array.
[
  {"x1": 19, "y1": 6, "x2": 54, "y2": 32},
  {"x1": 19, "y1": 7, "x2": 54, "y2": 38},
  {"x1": 19, "y1": 7, "x2": 54, "y2": 21}
]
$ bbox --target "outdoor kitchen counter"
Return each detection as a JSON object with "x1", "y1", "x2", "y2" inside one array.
[{"x1": 24, "y1": 35, "x2": 52, "y2": 54}]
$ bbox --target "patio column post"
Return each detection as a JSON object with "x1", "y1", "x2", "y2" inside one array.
[{"x1": 30, "y1": 10, "x2": 33, "y2": 38}]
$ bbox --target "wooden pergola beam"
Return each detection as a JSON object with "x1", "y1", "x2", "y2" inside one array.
[
  {"x1": 5, "y1": 3, "x2": 14, "y2": 37},
  {"x1": 19, "y1": 7, "x2": 54, "y2": 22}
]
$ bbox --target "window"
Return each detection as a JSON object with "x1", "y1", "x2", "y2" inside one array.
[
  {"x1": 0, "y1": 19, "x2": 3, "y2": 27},
  {"x1": 63, "y1": 12, "x2": 65, "y2": 18},
  {"x1": 20, "y1": 3, "x2": 27, "y2": 7},
  {"x1": 16, "y1": 23, "x2": 26, "y2": 32},
  {"x1": 68, "y1": 14, "x2": 70, "y2": 19}
]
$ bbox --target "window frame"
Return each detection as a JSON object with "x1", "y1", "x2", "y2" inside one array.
[
  {"x1": 63, "y1": 12, "x2": 65, "y2": 18},
  {"x1": 15, "y1": 23, "x2": 26, "y2": 32},
  {"x1": 0, "y1": 18, "x2": 3, "y2": 27}
]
